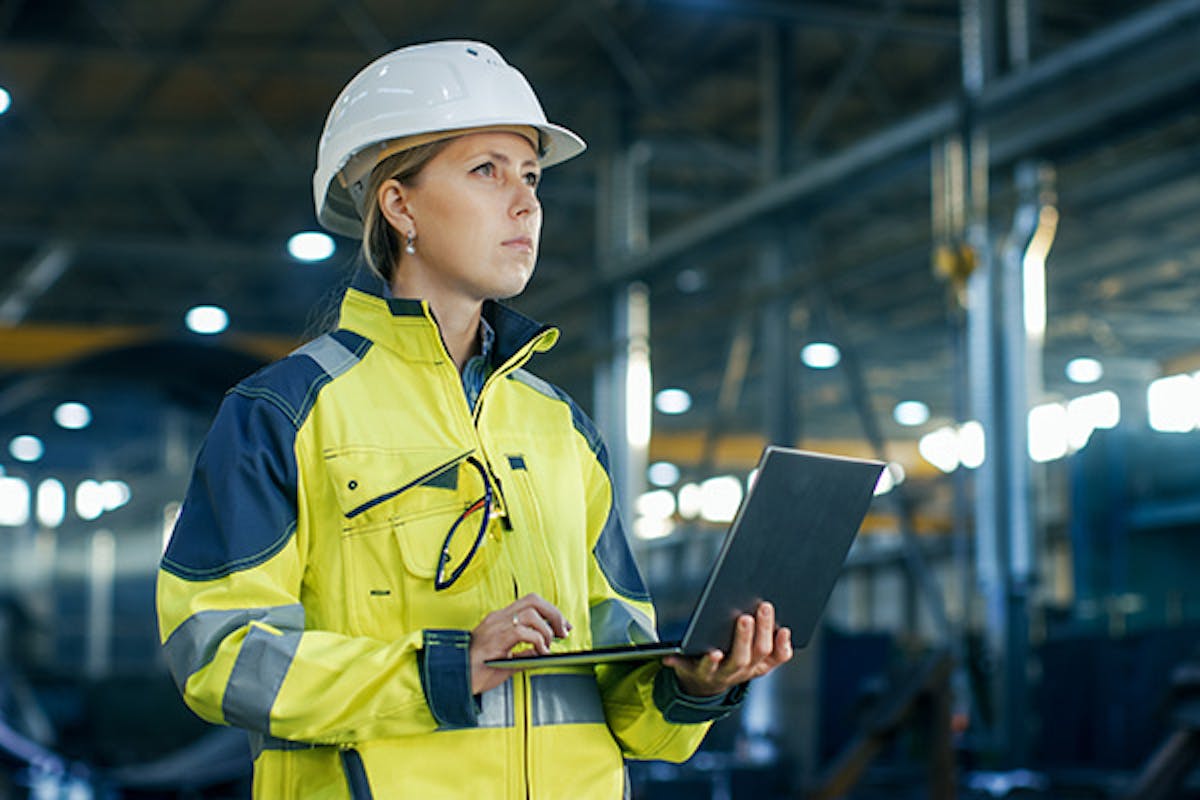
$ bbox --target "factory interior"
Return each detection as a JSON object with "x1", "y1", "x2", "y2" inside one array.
[{"x1": 2, "y1": 0, "x2": 1200, "y2": 797}]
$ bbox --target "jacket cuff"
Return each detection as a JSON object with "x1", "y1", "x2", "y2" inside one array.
[
  {"x1": 418, "y1": 629, "x2": 480, "y2": 729},
  {"x1": 653, "y1": 667, "x2": 749, "y2": 724}
]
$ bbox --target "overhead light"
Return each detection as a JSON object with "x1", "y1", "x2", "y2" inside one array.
[
  {"x1": 1028, "y1": 402, "x2": 1069, "y2": 463},
  {"x1": 1147, "y1": 373, "x2": 1199, "y2": 432},
  {"x1": 1065, "y1": 357, "x2": 1103, "y2": 384},
  {"x1": 76, "y1": 480, "x2": 105, "y2": 521},
  {"x1": 0, "y1": 477, "x2": 30, "y2": 526},
  {"x1": 654, "y1": 388, "x2": 692, "y2": 415},
  {"x1": 677, "y1": 482, "x2": 702, "y2": 519},
  {"x1": 0, "y1": 87, "x2": 10, "y2": 116},
  {"x1": 893, "y1": 400, "x2": 930, "y2": 427},
  {"x1": 874, "y1": 462, "x2": 906, "y2": 496},
  {"x1": 287, "y1": 231, "x2": 336, "y2": 262},
  {"x1": 699, "y1": 475, "x2": 743, "y2": 523},
  {"x1": 37, "y1": 479, "x2": 66, "y2": 528},
  {"x1": 9, "y1": 435, "x2": 44, "y2": 463},
  {"x1": 185, "y1": 305, "x2": 229, "y2": 335},
  {"x1": 647, "y1": 461, "x2": 680, "y2": 487},
  {"x1": 54, "y1": 401, "x2": 92, "y2": 430},
  {"x1": 801, "y1": 342, "x2": 840, "y2": 369},
  {"x1": 675, "y1": 268, "x2": 707, "y2": 293}
]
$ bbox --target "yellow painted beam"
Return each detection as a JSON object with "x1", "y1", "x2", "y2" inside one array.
[{"x1": 0, "y1": 324, "x2": 300, "y2": 370}]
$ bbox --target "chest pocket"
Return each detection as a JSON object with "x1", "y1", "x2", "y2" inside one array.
[{"x1": 323, "y1": 446, "x2": 496, "y2": 638}]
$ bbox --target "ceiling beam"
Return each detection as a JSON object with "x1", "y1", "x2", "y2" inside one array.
[
  {"x1": 590, "y1": 0, "x2": 1200, "y2": 292},
  {"x1": 0, "y1": 242, "x2": 75, "y2": 325}
]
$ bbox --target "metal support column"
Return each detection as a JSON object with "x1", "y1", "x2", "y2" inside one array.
[
  {"x1": 594, "y1": 126, "x2": 653, "y2": 533},
  {"x1": 962, "y1": 0, "x2": 1036, "y2": 765}
]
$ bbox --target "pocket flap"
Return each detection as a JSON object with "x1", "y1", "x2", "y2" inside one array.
[{"x1": 323, "y1": 446, "x2": 472, "y2": 522}]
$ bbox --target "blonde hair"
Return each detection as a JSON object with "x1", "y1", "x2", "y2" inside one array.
[{"x1": 359, "y1": 140, "x2": 450, "y2": 282}]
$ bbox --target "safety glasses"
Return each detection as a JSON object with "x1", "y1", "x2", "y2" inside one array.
[{"x1": 434, "y1": 456, "x2": 494, "y2": 591}]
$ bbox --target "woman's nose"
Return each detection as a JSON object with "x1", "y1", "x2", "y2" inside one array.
[{"x1": 511, "y1": 183, "x2": 539, "y2": 218}]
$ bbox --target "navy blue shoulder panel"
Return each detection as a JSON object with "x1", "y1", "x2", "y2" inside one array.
[
  {"x1": 161, "y1": 331, "x2": 371, "y2": 581},
  {"x1": 508, "y1": 370, "x2": 651, "y2": 603}
]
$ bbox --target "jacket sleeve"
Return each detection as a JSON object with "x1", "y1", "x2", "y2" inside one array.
[
  {"x1": 156, "y1": 382, "x2": 462, "y2": 745},
  {"x1": 570, "y1": 412, "x2": 743, "y2": 763}
]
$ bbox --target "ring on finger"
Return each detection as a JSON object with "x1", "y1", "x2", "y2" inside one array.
[{"x1": 512, "y1": 614, "x2": 521, "y2": 628}]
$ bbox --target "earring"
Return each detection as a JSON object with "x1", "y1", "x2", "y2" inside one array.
[{"x1": 405, "y1": 233, "x2": 416, "y2": 255}]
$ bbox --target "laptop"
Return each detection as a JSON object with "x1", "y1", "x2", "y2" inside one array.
[{"x1": 486, "y1": 446, "x2": 885, "y2": 669}]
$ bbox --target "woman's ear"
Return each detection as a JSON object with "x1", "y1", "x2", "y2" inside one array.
[{"x1": 377, "y1": 178, "x2": 415, "y2": 239}]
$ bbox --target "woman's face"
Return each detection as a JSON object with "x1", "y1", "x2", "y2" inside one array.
[{"x1": 384, "y1": 131, "x2": 543, "y2": 306}]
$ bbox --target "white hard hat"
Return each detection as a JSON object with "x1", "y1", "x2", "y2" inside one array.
[{"x1": 313, "y1": 40, "x2": 587, "y2": 239}]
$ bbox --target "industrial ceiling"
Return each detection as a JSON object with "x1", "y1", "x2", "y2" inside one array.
[{"x1": 2, "y1": 0, "x2": 1200, "y2": 491}]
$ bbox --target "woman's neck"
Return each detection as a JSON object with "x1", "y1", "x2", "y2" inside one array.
[{"x1": 390, "y1": 273, "x2": 482, "y2": 372}]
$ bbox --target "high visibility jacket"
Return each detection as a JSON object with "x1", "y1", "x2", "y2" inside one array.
[{"x1": 157, "y1": 269, "x2": 739, "y2": 799}]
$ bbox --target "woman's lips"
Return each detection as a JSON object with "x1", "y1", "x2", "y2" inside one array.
[{"x1": 503, "y1": 236, "x2": 534, "y2": 252}]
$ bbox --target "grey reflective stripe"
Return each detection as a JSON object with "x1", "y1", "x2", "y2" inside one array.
[
  {"x1": 223, "y1": 623, "x2": 303, "y2": 732},
  {"x1": 590, "y1": 598, "x2": 657, "y2": 648},
  {"x1": 162, "y1": 604, "x2": 304, "y2": 692},
  {"x1": 292, "y1": 335, "x2": 362, "y2": 379},
  {"x1": 508, "y1": 368, "x2": 559, "y2": 403},
  {"x1": 530, "y1": 673, "x2": 606, "y2": 726},
  {"x1": 477, "y1": 680, "x2": 514, "y2": 729}
]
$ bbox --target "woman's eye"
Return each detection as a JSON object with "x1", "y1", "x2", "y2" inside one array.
[
  {"x1": 524, "y1": 172, "x2": 541, "y2": 188},
  {"x1": 472, "y1": 162, "x2": 495, "y2": 177}
]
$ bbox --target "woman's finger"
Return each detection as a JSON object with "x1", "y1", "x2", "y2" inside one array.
[
  {"x1": 519, "y1": 593, "x2": 572, "y2": 638},
  {"x1": 753, "y1": 602, "x2": 775, "y2": 661},
  {"x1": 513, "y1": 608, "x2": 555, "y2": 651},
  {"x1": 725, "y1": 614, "x2": 755, "y2": 671}
]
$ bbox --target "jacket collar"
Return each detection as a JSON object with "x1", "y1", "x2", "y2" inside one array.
[{"x1": 339, "y1": 266, "x2": 559, "y2": 367}]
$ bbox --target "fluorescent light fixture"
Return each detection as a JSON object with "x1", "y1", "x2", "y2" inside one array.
[
  {"x1": 54, "y1": 401, "x2": 92, "y2": 430},
  {"x1": 647, "y1": 461, "x2": 680, "y2": 487},
  {"x1": 893, "y1": 400, "x2": 930, "y2": 427},
  {"x1": 1148, "y1": 373, "x2": 1200, "y2": 432},
  {"x1": 918, "y1": 422, "x2": 985, "y2": 472},
  {"x1": 287, "y1": 231, "x2": 336, "y2": 262},
  {"x1": 0, "y1": 87, "x2": 10, "y2": 116},
  {"x1": 677, "y1": 482, "x2": 702, "y2": 519},
  {"x1": 918, "y1": 427, "x2": 959, "y2": 473},
  {"x1": 1022, "y1": 206, "x2": 1057, "y2": 339},
  {"x1": 0, "y1": 477, "x2": 30, "y2": 526},
  {"x1": 9, "y1": 434, "x2": 44, "y2": 462},
  {"x1": 699, "y1": 475, "x2": 743, "y2": 523},
  {"x1": 1066, "y1": 390, "x2": 1120, "y2": 450},
  {"x1": 1028, "y1": 402, "x2": 1069, "y2": 462},
  {"x1": 626, "y1": 351, "x2": 652, "y2": 447},
  {"x1": 185, "y1": 305, "x2": 229, "y2": 335},
  {"x1": 801, "y1": 342, "x2": 840, "y2": 369},
  {"x1": 636, "y1": 489, "x2": 677, "y2": 520},
  {"x1": 36, "y1": 479, "x2": 66, "y2": 528},
  {"x1": 654, "y1": 388, "x2": 692, "y2": 415},
  {"x1": 958, "y1": 421, "x2": 985, "y2": 468},
  {"x1": 101, "y1": 480, "x2": 132, "y2": 511},
  {"x1": 76, "y1": 480, "x2": 105, "y2": 521},
  {"x1": 633, "y1": 516, "x2": 675, "y2": 540},
  {"x1": 1065, "y1": 357, "x2": 1103, "y2": 384},
  {"x1": 874, "y1": 462, "x2": 906, "y2": 496}
]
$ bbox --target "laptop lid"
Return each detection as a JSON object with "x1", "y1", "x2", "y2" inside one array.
[
  {"x1": 677, "y1": 446, "x2": 885, "y2": 655},
  {"x1": 487, "y1": 446, "x2": 884, "y2": 668}
]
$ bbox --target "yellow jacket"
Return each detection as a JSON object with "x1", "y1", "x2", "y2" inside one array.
[{"x1": 157, "y1": 269, "x2": 740, "y2": 798}]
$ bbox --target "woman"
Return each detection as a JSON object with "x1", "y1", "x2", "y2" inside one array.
[{"x1": 157, "y1": 40, "x2": 791, "y2": 798}]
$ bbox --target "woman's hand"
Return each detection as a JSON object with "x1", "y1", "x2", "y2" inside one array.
[
  {"x1": 469, "y1": 593, "x2": 571, "y2": 695},
  {"x1": 662, "y1": 601, "x2": 793, "y2": 697}
]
